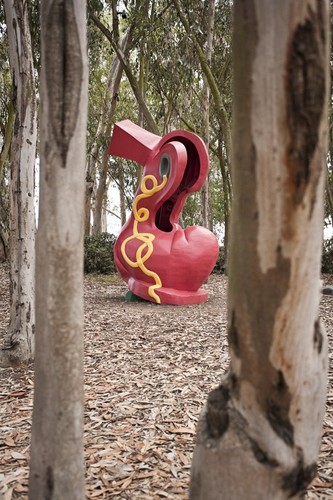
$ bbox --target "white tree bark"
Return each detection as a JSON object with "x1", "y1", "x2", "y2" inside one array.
[
  {"x1": 1, "y1": 0, "x2": 37, "y2": 367},
  {"x1": 29, "y1": 0, "x2": 88, "y2": 498},
  {"x1": 190, "y1": 1, "x2": 329, "y2": 498}
]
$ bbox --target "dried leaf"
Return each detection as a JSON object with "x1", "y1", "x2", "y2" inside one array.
[{"x1": 0, "y1": 267, "x2": 332, "y2": 499}]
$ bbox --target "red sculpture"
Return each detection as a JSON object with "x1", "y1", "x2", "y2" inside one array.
[{"x1": 108, "y1": 120, "x2": 219, "y2": 305}]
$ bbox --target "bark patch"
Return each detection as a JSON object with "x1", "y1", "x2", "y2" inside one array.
[
  {"x1": 228, "y1": 309, "x2": 240, "y2": 357},
  {"x1": 267, "y1": 399, "x2": 294, "y2": 447},
  {"x1": 235, "y1": 245, "x2": 293, "y2": 445},
  {"x1": 286, "y1": 4, "x2": 326, "y2": 205},
  {"x1": 45, "y1": 0, "x2": 83, "y2": 165},
  {"x1": 282, "y1": 448, "x2": 317, "y2": 497},
  {"x1": 249, "y1": 438, "x2": 279, "y2": 467},
  {"x1": 313, "y1": 319, "x2": 323, "y2": 354},
  {"x1": 206, "y1": 385, "x2": 229, "y2": 439},
  {"x1": 45, "y1": 465, "x2": 54, "y2": 499}
]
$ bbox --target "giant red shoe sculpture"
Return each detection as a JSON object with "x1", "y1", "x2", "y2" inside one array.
[{"x1": 108, "y1": 120, "x2": 219, "y2": 305}]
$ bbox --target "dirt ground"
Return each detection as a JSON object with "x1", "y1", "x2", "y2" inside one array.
[{"x1": 0, "y1": 263, "x2": 332, "y2": 499}]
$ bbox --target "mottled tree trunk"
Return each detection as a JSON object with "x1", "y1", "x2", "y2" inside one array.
[
  {"x1": 29, "y1": 0, "x2": 88, "y2": 498},
  {"x1": 190, "y1": 1, "x2": 329, "y2": 499},
  {"x1": 1, "y1": 0, "x2": 37, "y2": 367}
]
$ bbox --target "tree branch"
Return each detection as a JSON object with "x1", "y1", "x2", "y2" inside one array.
[
  {"x1": 89, "y1": 12, "x2": 160, "y2": 135},
  {"x1": 171, "y1": 0, "x2": 232, "y2": 162}
]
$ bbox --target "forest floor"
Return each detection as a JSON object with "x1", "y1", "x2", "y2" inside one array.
[{"x1": 0, "y1": 262, "x2": 332, "y2": 499}]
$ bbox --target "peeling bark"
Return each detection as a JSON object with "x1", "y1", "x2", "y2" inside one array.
[
  {"x1": 46, "y1": 0, "x2": 83, "y2": 165},
  {"x1": 190, "y1": 1, "x2": 329, "y2": 498}
]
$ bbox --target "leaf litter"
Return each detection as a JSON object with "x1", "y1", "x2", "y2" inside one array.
[{"x1": 0, "y1": 264, "x2": 332, "y2": 498}]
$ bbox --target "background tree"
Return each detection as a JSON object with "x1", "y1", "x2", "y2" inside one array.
[
  {"x1": 326, "y1": 4, "x2": 333, "y2": 228},
  {"x1": 0, "y1": 0, "x2": 331, "y2": 270},
  {"x1": 200, "y1": 0, "x2": 215, "y2": 229},
  {"x1": 85, "y1": 1, "x2": 134, "y2": 236},
  {"x1": 190, "y1": 1, "x2": 329, "y2": 498},
  {"x1": 90, "y1": 29, "x2": 133, "y2": 236},
  {"x1": 0, "y1": 3, "x2": 13, "y2": 260},
  {"x1": 1, "y1": 0, "x2": 37, "y2": 367},
  {"x1": 29, "y1": 0, "x2": 88, "y2": 497},
  {"x1": 89, "y1": 0, "x2": 234, "y2": 239}
]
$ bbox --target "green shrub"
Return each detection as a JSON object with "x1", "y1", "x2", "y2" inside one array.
[
  {"x1": 322, "y1": 237, "x2": 333, "y2": 274},
  {"x1": 213, "y1": 246, "x2": 226, "y2": 274},
  {"x1": 84, "y1": 232, "x2": 117, "y2": 274}
]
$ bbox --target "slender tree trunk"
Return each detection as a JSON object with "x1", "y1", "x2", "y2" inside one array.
[
  {"x1": 84, "y1": 162, "x2": 94, "y2": 237},
  {"x1": 218, "y1": 139, "x2": 231, "y2": 268},
  {"x1": 190, "y1": 1, "x2": 329, "y2": 498},
  {"x1": 85, "y1": 29, "x2": 131, "y2": 236},
  {"x1": 90, "y1": 12, "x2": 160, "y2": 135},
  {"x1": 201, "y1": 0, "x2": 215, "y2": 229},
  {"x1": 101, "y1": 207, "x2": 108, "y2": 233},
  {"x1": 1, "y1": 0, "x2": 37, "y2": 367},
  {"x1": 172, "y1": 0, "x2": 232, "y2": 163},
  {"x1": 119, "y1": 162, "x2": 127, "y2": 227},
  {"x1": 0, "y1": 94, "x2": 15, "y2": 180},
  {"x1": 0, "y1": 95, "x2": 13, "y2": 256},
  {"x1": 138, "y1": 0, "x2": 149, "y2": 128},
  {"x1": 29, "y1": 1, "x2": 88, "y2": 498},
  {"x1": 101, "y1": 178, "x2": 111, "y2": 233},
  {"x1": 92, "y1": 146, "x2": 111, "y2": 235},
  {"x1": 92, "y1": 134, "x2": 110, "y2": 235},
  {"x1": 326, "y1": 163, "x2": 333, "y2": 223}
]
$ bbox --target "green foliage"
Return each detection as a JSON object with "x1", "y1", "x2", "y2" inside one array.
[
  {"x1": 110, "y1": 156, "x2": 138, "y2": 205},
  {"x1": 84, "y1": 233, "x2": 117, "y2": 274},
  {"x1": 182, "y1": 192, "x2": 201, "y2": 227},
  {"x1": 212, "y1": 246, "x2": 225, "y2": 274},
  {"x1": 322, "y1": 238, "x2": 333, "y2": 274},
  {"x1": 87, "y1": 14, "x2": 113, "y2": 150},
  {"x1": 27, "y1": 0, "x2": 41, "y2": 71}
]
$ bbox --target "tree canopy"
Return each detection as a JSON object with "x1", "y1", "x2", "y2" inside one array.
[{"x1": 0, "y1": 0, "x2": 332, "y2": 249}]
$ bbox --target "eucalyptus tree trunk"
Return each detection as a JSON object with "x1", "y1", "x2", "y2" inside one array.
[
  {"x1": 218, "y1": 139, "x2": 231, "y2": 268},
  {"x1": 200, "y1": 0, "x2": 215, "y2": 229},
  {"x1": 0, "y1": 96, "x2": 15, "y2": 261},
  {"x1": 87, "y1": 29, "x2": 131, "y2": 236},
  {"x1": 29, "y1": 0, "x2": 88, "y2": 498},
  {"x1": 92, "y1": 129, "x2": 110, "y2": 235},
  {"x1": 119, "y1": 162, "x2": 127, "y2": 227},
  {"x1": 0, "y1": 93, "x2": 15, "y2": 180},
  {"x1": 1, "y1": 0, "x2": 37, "y2": 367},
  {"x1": 90, "y1": 11, "x2": 159, "y2": 135},
  {"x1": 326, "y1": 163, "x2": 333, "y2": 223},
  {"x1": 138, "y1": 0, "x2": 149, "y2": 130},
  {"x1": 172, "y1": 0, "x2": 232, "y2": 164},
  {"x1": 92, "y1": 146, "x2": 112, "y2": 235},
  {"x1": 190, "y1": 1, "x2": 329, "y2": 499}
]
